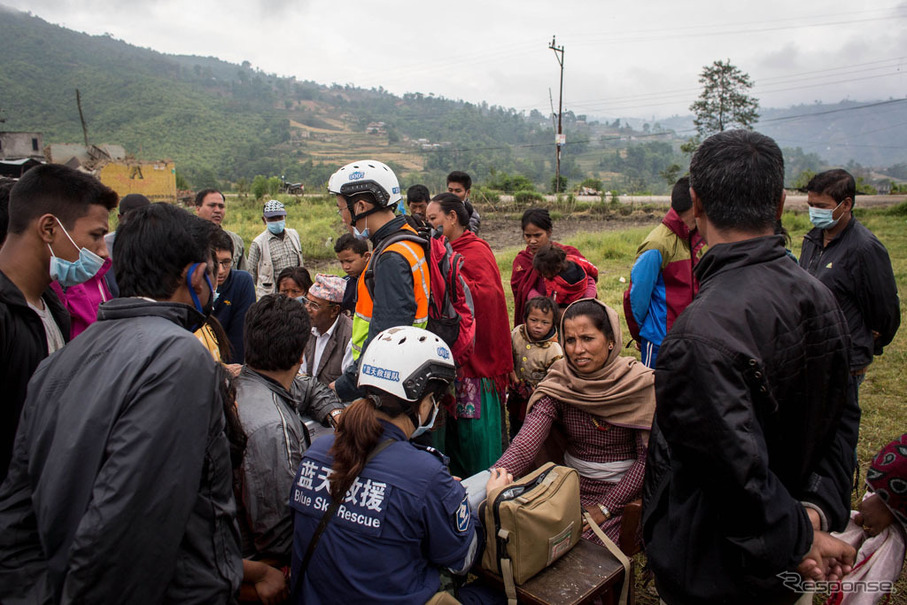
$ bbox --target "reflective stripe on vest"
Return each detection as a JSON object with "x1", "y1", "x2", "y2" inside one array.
[{"x1": 351, "y1": 233, "x2": 430, "y2": 360}]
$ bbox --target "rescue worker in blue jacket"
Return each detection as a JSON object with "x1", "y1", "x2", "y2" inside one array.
[{"x1": 289, "y1": 326, "x2": 512, "y2": 604}]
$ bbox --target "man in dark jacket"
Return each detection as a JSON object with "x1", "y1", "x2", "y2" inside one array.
[
  {"x1": 642, "y1": 130, "x2": 859, "y2": 605},
  {"x1": 234, "y1": 294, "x2": 343, "y2": 564},
  {"x1": 0, "y1": 164, "x2": 117, "y2": 480},
  {"x1": 800, "y1": 169, "x2": 900, "y2": 400},
  {"x1": 0, "y1": 204, "x2": 242, "y2": 604}
]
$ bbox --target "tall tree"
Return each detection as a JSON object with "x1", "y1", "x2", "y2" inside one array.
[{"x1": 690, "y1": 60, "x2": 759, "y2": 137}]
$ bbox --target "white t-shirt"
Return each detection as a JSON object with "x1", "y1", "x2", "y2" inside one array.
[{"x1": 28, "y1": 297, "x2": 66, "y2": 354}]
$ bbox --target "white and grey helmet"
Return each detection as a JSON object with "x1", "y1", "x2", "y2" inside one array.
[{"x1": 357, "y1": 326, "x2": 456, "y2": 402}]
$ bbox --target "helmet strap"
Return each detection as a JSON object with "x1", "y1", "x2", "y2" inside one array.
[{"x1": 346, "y1": 198, "x2": 382, "y2": 228}]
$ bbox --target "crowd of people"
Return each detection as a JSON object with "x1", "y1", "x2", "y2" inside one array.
[{"x1": 0, "y1": 130, "x2": 902, "y2": 605}]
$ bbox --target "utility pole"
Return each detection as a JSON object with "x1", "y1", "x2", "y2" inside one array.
[
  {"x1": 549, "y1": 36, "x2": 565, "y2": 194},
  {"x1": 76, "y1": 89, "x2": 89, "y2": 147}
]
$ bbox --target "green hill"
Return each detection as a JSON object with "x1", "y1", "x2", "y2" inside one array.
[{"x1": 2, "y1": 6, "x2": 905, "y2": 194}]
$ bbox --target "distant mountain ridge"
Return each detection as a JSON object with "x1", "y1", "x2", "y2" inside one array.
[{"x1": 1, "y1": 5, "x2": 904, "y2": 190}]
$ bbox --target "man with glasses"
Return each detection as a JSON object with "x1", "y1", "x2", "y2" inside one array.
[
  {"x1": 301, "y1": 273, "x2": 353, "y2": 387},
  {"x1": 211, "y1": 228, "x2": 255, "y2": 364}
]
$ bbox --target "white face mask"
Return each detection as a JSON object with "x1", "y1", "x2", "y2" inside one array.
[{"x1": 410, "y1": 395, "x2": 440, "y2": 439}]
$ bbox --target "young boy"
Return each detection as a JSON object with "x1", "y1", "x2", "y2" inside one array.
[
  {"x1": 532, "y1": 244, "x2": 599, "y2": 308},
  {"x1": 333, "y1": 233, "x2": 370, "y2": 316},
  {"x1": 507, "y1": 296, "x2": 563, "y2": 438}
]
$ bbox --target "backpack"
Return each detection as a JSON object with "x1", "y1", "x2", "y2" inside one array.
[{"x1": 364, "y1": 229, "x2": 476, "y2": 366}]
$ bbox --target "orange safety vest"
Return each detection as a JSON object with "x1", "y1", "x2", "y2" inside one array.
[{"x1": 351, "y1": 224, "x2": 430, "y2": 360}]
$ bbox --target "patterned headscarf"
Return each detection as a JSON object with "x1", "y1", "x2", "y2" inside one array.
[{"x1": 866, "y1": 433, "x2": 907, "y2": 529}]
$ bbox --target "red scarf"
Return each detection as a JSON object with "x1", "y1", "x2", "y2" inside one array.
[
  {"x1": 511, "y1": 242, "x2": 585, "y2": 326},
  {"x1": 450, "y1": 231, "x2": 514, "y2": 381}
]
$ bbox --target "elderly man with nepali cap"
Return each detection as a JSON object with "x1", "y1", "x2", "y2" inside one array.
[{"x1": 301, "y1": 273, "x2": 353, "y2": 386}]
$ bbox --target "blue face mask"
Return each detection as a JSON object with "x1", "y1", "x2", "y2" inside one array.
[
  {"x1": 410, "y1": 395, "x2": 440, "y2": 439},
  {"x1": 267, "y1": 219, "x2": 286, "y2": 235},
  {"x1": 808, "y1": 200, "x2": 844, "y2": 230},
  {"x1": 48, "y1": 218, "x2": 105, "y2": 288},
  {"x1": 353, "y1": 226, "x2": 370, "y2": 240}
]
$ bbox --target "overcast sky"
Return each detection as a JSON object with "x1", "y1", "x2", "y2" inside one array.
[{"x1": 5, "y1": 0, "x2": 907, "y2": 119}]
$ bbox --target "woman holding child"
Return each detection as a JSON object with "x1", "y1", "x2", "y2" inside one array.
[
  {"x1": 425, "y1": 193, "x2": 513, "y2": 478},
  {"x1": 511, "y1": 207, "x2": 597, "y2": 327},
  {"x1": 495, "y1": 298, "x2": 655, "y2": 545}
]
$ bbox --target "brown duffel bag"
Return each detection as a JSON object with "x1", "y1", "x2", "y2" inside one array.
[{"x1": 480, "y1": 462, "x2": 583, "y2": 603}]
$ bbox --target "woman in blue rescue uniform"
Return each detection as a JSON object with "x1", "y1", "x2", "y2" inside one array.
[{"x1": 289, "y1": 326, "x2": 511, "y2": 604}]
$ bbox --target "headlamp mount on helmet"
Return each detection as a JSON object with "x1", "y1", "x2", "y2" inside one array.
[{"x1": 401, "y1": 359, "x2": 457, "y2": 402}]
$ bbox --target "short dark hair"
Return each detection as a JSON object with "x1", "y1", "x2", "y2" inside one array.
[
  {"x1": 806, "y1": 169, "x2": 856, "y2": 206},
  {"x1": 115, "y1": 203, "x2": 214, "y2": 299},
  {"x1": 243, "y1": 294, "x2": 311, "y2": 371},
  {"x1": 212, "y1": 228, "x2": 234, "y2": 255},
  {"x1": 533, "y1": 244, "x2": 567, "y2": 277},
  {"x1": 194, "y1": 188, "x2": 224, "y2": 208},
  {"x1": 334, "y1": 232, "x2": 369, "y2": 255},
  {"x1": 689, "y1": 130, "x2": 784, "y2": 232},
  {"x1": 0, "y1": 179, "x2": 14, "y2": 245},
  {"x1": 521, "y1": 207, "x2": 553, "y2": 232},
  {"x1": 670, "y1": 176, "x2": 692, "y2": 213},
  {"x1": 407, "y1": 184, "x2": 431, "y2": 205},
  {"x1": 8, "y1": 164, "x2": 118, "y2": 234},
  {"x1": 277, "y1": 266, "x2": 313, "y2": 294},
  {"x1": 430, "y1": 192, "x2": 470, "y2": 227},
  {"x1": 524, "y1": 296, "x2": 557, "y2": 321},
  {"x1": 447, "y1": 171, "x2": 472, "y2": 191},
  {"x1": 562, "y1": 300, "x2": 614, "y2": 342}
]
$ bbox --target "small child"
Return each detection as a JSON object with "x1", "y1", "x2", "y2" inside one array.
[
  {"x1": 532, "y1": 244, "x2": 599, "y2": 308},
  {"x1": 824, "y1": 433, "x2": 907, "y2": 605},
  {"x1": 507, "y1": 296, "x2": 563, "y2": 438},
  {"x1": 333, "y1": 233, "x2": 371, "y2": 316}
]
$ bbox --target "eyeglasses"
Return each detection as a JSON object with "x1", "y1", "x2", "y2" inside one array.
[
  {"x1": 216, "y1": 259, "x2": 232, "y2": 269},
  {"x1": 301, "y1": 296, "x2": 338, "y2": 311},
  {"x1": 301, "y1": 296, "x2": 322, "y2": 310}
]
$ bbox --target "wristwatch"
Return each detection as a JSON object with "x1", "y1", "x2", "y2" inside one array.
[{"x1": 598, "y1": 504, "x2": 611, "y2": 520}]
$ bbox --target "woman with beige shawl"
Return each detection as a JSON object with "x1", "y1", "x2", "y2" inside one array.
[{"x1": 494, "y1": 298, "x2": 656, "y2": 545}]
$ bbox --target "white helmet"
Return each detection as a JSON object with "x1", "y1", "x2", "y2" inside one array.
[
  {"x1": 327, "y1": 160, "x2": 403, "y2": 208},
  {"x1": 358, "y1": 326, "x2": 456, "y2": 403}
]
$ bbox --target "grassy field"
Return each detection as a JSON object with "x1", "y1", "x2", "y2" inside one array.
[{"x1": 219, "y1": 195, "x2": 907, "y2": 604}]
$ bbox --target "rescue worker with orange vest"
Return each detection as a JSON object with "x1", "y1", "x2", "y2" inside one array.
[{"x1": 328, "y1": 160, "x2": 430, "y2": 403}]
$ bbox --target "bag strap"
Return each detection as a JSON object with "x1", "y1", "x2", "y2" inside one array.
[
  {"x1": 583, "y1": 512, "x2": 631, "y2": 605},
  {"x1": 363, "y1": 231, "x2": 428, "y2": 299},
  {"x1": 499, "y1": 546, "x2": 517, "y2": 605},
  {"x1": 290, "y1": 438, "x2": 395, "y2": 599}
]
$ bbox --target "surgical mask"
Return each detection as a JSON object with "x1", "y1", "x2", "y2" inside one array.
[
  {"x1": 808, "y1": 201, "x2": 843, "y2": 230},
  {"x1": 353, "y1": 215, "x2": 370, "y2": 241},
  {"x1": 410, "y1": 395, "x2": 440, "y2": 439},
  {"x1": 48, "y1": 218, "x2": 105, "y2": 288},
  {"x1": 267, "y1": 219, "x2": 286, "y2": 235}
]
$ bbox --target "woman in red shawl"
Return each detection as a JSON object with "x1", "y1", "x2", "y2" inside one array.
[
  {"x1": 425, "y1": 194, "x2": 513, "y2": 477},
  {"x1": 511, "y1": 207, "x2": 597, "y2": 327}
]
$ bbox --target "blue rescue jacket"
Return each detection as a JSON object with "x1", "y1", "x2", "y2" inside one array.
[{"x1": 289, "y1": 421, "x2": 481, "y2": 604}]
